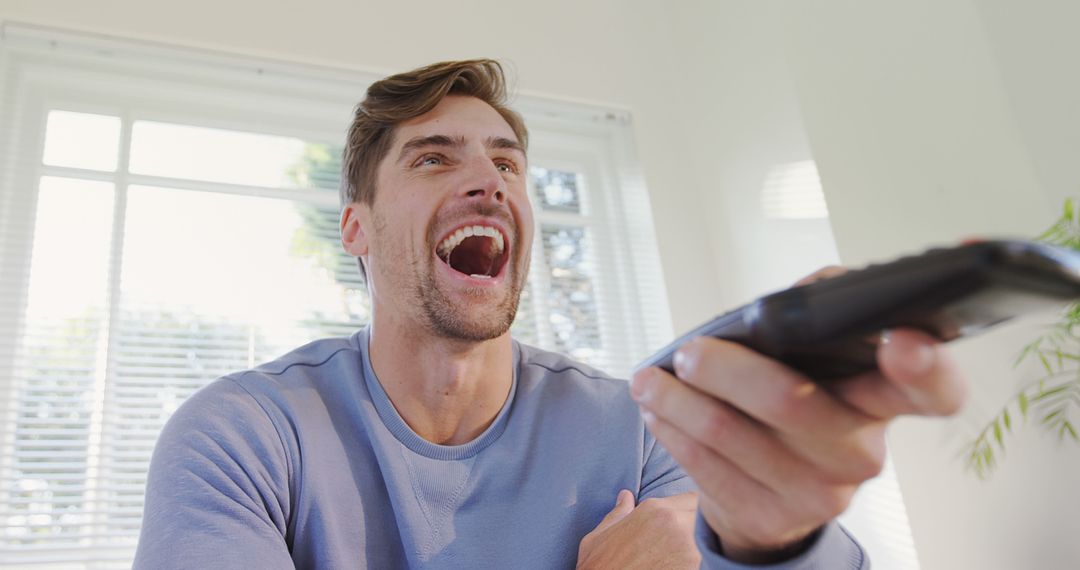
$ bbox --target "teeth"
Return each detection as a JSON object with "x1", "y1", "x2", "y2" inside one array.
[
  {"x1": 470, "y1": 274, "x2": 491, "y2": 279},
  {"x1": 437, "y1": 224, "x2": 506, "y2": 258}
]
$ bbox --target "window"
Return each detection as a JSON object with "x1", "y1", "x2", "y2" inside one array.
[{"x1": 0, "y1": 24, "x2": 672, "y2": 567}]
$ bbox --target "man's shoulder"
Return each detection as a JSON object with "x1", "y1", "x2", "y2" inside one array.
[
  {"x1": 166, "y1": 334, "x2": 366, "y2": 445},
  {"x1": 516, "y1": 341, "x2": 620, "y2": 379},
  {"x1": 249, "y1": 334, "x2": 361, "y2": 378},
  {"x1": 183, "y1": 333, "x2": 363, "y2": 414},
  {"x1": 514, "y1": 340, "x2": 629, "y2": 400},
  {"x1": 216, "y1": 334, "x2": 360, "y2": 391}
]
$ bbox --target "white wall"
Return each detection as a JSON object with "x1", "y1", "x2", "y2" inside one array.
[
  {"x1": 888, "y1": 317, "x2": 1080, "y2": 569},
  {"x1": 660, "y1": 2, "x2": 843, "y2": 305},
  {"x1": 3, "y1": 1, "x2": 1079, "y2": 568},
  {"x1": 975, "y1": 0, "x2": 1080, "y2": 213},
  {"x1": 779, "y1": 0, "x2": 1051, "y2": 265},
  {"x1": 775, "y1": 1, "x2": 1077, "y2": 568}
]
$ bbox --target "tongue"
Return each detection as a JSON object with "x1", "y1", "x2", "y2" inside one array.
[{"x1": 446, "y1": 236, "x2": 499, "y2": 277}]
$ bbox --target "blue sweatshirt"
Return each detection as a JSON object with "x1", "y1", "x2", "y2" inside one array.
[{"x1": 134, "y1": 327, "x2": 866, "y2": 568}]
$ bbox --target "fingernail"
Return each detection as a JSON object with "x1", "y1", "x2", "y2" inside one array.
[
  {"x1": 630, "y1": 371, "x2": 653, "y2": 402},
  {"x1": 673, "y1": 348, "x2": 691, "y2": 378},
  {"x1": 879, "y1": 329, "x2": 892, "y2": 345}
]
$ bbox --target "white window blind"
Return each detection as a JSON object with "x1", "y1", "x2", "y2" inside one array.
[{"x1": 0, "y1": 24, "x2": 673, "y2": 568}]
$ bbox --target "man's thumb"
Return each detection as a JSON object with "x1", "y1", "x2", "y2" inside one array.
[{"x1": 594, "y1": 489, "x2": 635, "y2": 532}]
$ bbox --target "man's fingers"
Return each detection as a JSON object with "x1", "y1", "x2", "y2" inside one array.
[
  {"x1": 633, "y1": 364, "x2": 884, "y2": 487},
  {"x1": 593, "y1": 489, "x2": 635, "y2": 534},
  {"x1": 669, "y1": 337, "x2": 867, "y2": 439},
  {"x1": 641, "y1": 410, "x2": 776, "y2": 518},
  {"x1": 827, "y1": 370, "x2": 921, "y2": 419},
  {"x1": 641, "y1": 410, "x2": 826, "y2": 551},
  {"x1": 877, "y1": 328, "x2": 968, "y2": 417},
  {"x1": 632, "y1": 367, "x2": 834, "y2": 488},
  {"x1": 666, "y1": 337, "x2": 886, "y2": 478},
  {"x1": 578, "y1": 488, "x2": 701, "y2": 569}
]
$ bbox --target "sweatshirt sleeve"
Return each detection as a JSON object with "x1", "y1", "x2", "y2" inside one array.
[
  {"x1": 695, "y1": 513, "x2": 869, "y2": 570},
  {"x1": 638, "y1": 425, "x2": 699, "y2": 500},
  {"x1": 133, "y1": 376, "x2": 295, "y2": 570}
]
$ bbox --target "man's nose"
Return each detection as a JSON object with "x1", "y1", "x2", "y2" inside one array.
[{"x1": 461, "y1": 159, "x2": 506, "y2": 204}]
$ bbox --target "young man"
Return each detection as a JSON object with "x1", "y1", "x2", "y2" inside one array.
[{"x1": 134, "y1": 60, "x2": 966, "y2": 569}]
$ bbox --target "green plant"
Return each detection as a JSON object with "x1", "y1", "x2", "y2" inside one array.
[{"x1": 963, "y1": 199, "x2": 1080, "y2": 479}]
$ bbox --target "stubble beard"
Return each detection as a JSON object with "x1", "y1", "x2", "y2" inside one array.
[
  {"x1": 371, "y1": 207, "x2": 527, "y2": 343},
  {"x1": 418, "y1": 253, "x2": 525, "y2": 342},
  {"x1": 419, "y1": 203, "x2": 528, "y2": 342}
]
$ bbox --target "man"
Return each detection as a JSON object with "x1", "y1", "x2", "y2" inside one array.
[{"x1": 134, "y1": 60, "x2": 966, "y2": 569}]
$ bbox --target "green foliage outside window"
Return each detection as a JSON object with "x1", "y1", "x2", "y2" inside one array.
[{"x1": 964, "y1": 199, "x2": 1080, "y2": 478}]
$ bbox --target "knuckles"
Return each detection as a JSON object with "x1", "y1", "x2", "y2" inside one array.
[
  {"x1": 809, "y1": 485, "x2": 857, "y2": 522},
  {"x1": 814, "y1": 426, "x2": 888, "y2": 487},
  {"x1": 765, "y1": 379, "x2": 818, "y2": 427},
  {"x1": 847, "y1": 425, "x2": 888, "y2": 482},
  {"x1": 701, "y1": 403, "x2": 736, "y2": 442},
  {"x1": 672, "y1": 437, "x2": 707, "y2": 472},
  {"x1": 638, "y1": 498, "x2": 683, "y2": 527}
]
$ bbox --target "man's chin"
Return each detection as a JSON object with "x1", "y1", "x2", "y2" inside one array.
[
  {"x1": 423, "y1": 289, "x2": 520, "y2": 342},
  {"x1": 420, "y1": 263, "x2": 524, "y2": 342},
  {"x1": 427, "y1": 311, "x2": 516, "y2": 342}
]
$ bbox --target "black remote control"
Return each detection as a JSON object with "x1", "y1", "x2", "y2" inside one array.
[{"x1": 635, "y1": 240, "x2": 1080, "y2": 380}]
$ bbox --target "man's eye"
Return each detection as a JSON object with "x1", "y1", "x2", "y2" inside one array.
[
  {"x1": 421, "y1": 155, "x2": 442, "y2": 166},
  {"x1": 495, "y1": 162, "x2": 516, "y2": 174}
]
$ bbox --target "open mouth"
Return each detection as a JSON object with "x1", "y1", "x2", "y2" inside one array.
[{"x1": 436, "y1": 224, "x2": 510, "y2": 280}]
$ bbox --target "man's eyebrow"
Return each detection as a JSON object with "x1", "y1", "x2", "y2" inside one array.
[
  {"x1": 397, "y1": 134, "x2": 465, "y2": 163},
  {"x1": 486, "y1": 136, "x2": 525, "y2": 155}
]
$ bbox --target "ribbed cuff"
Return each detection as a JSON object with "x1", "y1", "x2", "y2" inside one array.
[{"x1": 695, "y1": 512, "x2": 868, "y2": 569}]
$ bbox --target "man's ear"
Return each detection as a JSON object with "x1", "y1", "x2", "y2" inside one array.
[{"x1": 340, "y1": 202, "x2": 371, "y2": 257}]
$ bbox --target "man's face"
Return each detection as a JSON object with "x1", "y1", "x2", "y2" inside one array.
[{"x1": 351, "y1": 95, "x2": 534, "y2": 341}]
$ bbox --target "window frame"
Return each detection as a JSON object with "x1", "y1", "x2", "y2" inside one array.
[{"x1": 0, "y1": 23, "x2": 674, "y2": 567}]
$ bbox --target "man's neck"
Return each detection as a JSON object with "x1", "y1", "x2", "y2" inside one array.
[{"x1": 367, "y1": 314, "x2": 514, "y2": 446}]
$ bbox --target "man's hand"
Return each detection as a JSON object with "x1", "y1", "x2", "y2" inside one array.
[
  {"x1": 630, "y1": 268, "x2": 968, "y2": 564},
  {"x1": 577, "y1": 490, "x2": 701, "y2": 570}
]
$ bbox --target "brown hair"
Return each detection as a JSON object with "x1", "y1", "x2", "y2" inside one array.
[{"x1": 340, "y1": 59, "x2": 529, "y2": 208}]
